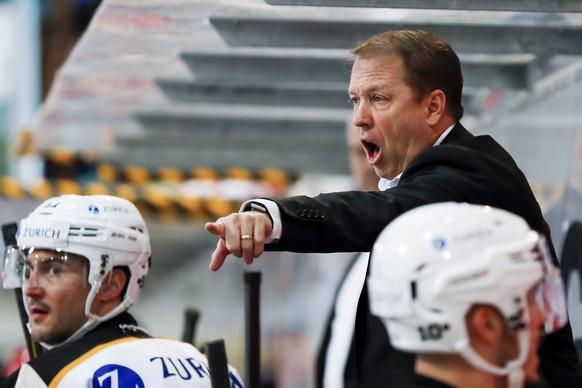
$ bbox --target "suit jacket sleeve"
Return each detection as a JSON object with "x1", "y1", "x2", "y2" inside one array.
[{"x1": 267, "y1": 136, "x2": 543, "y2": 254}]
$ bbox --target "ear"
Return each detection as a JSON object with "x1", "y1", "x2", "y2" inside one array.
[
  {"x1": 466, "y1": 305, "x2": 504, "y2": 346},
  {"x1": 424, "y1": 89, "x2": 446, "y2": 126},
  {"x1": 96, "y1": 268, "x2": 127, "y2": 303}
]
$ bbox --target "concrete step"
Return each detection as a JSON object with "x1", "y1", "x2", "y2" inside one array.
[
  {"x1": 133, "y1": 103, "x2": 351, "y2": 135},
  {"x1": 181, "y1": 46, "x2": 538, "y2": 89},
  {"x1": 155, "y1": 78, "x2": 351, "y2": 109},
  {"x1": 125, "y1": 103, "x2": 351, "y2": 173},
  {"x1": 209, "y1": 13, "x2": 581, "y2": 56},
  {"x1": 180, "y1": 48, "x2": 352, "y2": 83},
  {"x1": 263, "y1": 0, "x2": 582, "y2": 12},
  {"x1": 117, "y1": 128, "x2": 347, "y2": 149},
  {"x1": 103, "y1": 141, "x2": 350, "y2": 174}
]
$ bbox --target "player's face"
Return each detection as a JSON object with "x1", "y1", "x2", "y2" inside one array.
[
  {"x1": 500, "y1": 286, "x2": 546, "y2": 383},
  {"x1": 521, "y1": 286, "x2": 548, "y2": 383},
  {"x1": 23, "y1": 249, "x2": 91, "y2": 345}
]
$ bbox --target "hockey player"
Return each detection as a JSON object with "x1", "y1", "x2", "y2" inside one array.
[
  {"x1": 1, "y1": 195, "x2": 243, "y2": 387},
  {"x1": 367, "y1": 202, "x2": 568, "y2": 388}
]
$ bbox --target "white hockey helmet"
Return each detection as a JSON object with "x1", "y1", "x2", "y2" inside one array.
[
  {"x1": 2, "y1": 195, "x2": 151, "y2": 346},
  {"x1": 368, "y1": 202, "x2": 567, "y2": 378}
]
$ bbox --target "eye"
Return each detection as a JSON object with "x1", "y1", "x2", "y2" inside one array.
[
  {"x1": 372, "y1": 94, "x2": 391, "y2": 109},
  {"x1": 348, "y1": 97, "x2": 359, "y2": 106},
  {"x1": 47, "y1": 263, "x2": 64, "y2": 276},
  {"x1": 372, "y1": 95, "x2": 385, "y2": 103}
]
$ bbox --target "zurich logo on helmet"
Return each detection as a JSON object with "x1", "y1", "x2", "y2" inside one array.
[{"x1": 88, "y1": 205, "x2": 100, "y2": 214}]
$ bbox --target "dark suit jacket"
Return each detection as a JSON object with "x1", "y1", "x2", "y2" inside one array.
[
  {"x1": 265, "y1": 123, "x2": 582, "y2": 388},
  {"x1": 545, "y1": 183, "x2": 582, "y2": 256}
]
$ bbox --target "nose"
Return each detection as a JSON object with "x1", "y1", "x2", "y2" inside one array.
[
  {"x1": 352, "y1": 100, "x2": 371, "y2": 130},
  {"x1": 24, "y1": 282, "x2": 44, "y2": 298},
  {"x1": 24, "y1": 267, "x2": 44, "y2": 290}
]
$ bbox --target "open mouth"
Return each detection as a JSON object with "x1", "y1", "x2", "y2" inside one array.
[
  {"x1": 30, "y1": 305, "x2": 49, "y2": 320},
  {"x1": 362, "y1": 140, "x2": 380, "y2": 163}
]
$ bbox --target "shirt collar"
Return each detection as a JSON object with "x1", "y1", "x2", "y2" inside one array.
[
  {"x1": 378, "y1": 174, "x2": 401, "y2": 190},
  {"x1": 434, "y1": 123, "x2": 455, "y2": 146},
  {"x1": 377, "y1": 123, "x2": 456, "y2": 190}
]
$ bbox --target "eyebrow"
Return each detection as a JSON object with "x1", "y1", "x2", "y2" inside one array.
[
  {"x1": 26, "y1": 256, "x2": 69, "y2": 265},
  {"x1": 348, "y1": 85, "x2": 387, "y2": 97}
]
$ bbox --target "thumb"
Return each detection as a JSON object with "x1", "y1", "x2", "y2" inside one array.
[{"x1": 205, "y1": 221, "x2": 225, "y2": 237}]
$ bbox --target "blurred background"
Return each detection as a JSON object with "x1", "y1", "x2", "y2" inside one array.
[{"x1": 0, "y1": 0, "x2": 582, "y2": 386}]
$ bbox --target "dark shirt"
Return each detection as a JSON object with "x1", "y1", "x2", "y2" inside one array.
[{"x1": 1, "y1": 312, "x2": 149, "y2": 387}]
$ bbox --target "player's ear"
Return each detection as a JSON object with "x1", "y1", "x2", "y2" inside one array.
[
  {"x1": 466, "y1": 304, "x2": 504, "y2": 344},
  {"x1": 97, "y1": 268, "x2": 127, "y2": 302}
]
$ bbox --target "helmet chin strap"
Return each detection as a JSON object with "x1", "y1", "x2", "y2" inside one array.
[
  {"x1": 454, "y1": 330, "x2": 529, "y2": 388},
  {"x1": 37, "y1": 315, "x2": 101, "y2": 351},
  {"x1": 26, "y1": 278, "x2": 133, "y2": 350}
]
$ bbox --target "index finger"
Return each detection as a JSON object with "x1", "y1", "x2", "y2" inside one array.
[{"x1": 209, "y1": 238, "x2": 230, "y2": 271}]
